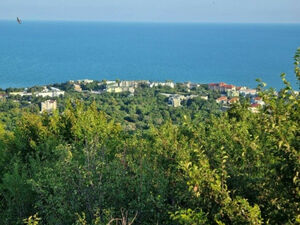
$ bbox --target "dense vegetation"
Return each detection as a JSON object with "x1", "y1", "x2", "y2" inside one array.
[{"x1": 0, "y1": 49, "x2": 299, "y2": 224}]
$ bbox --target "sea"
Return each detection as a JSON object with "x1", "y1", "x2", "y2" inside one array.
[{"x1": 0, "y1": 21, "x2": 300, "y2": 90}]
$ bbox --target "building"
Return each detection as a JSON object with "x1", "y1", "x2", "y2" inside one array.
[
  {"x1": 208, "y1": 82, "x2": 236, "y2": 93},
  {"x1": 168, "y1": 94, "x2": 198, "y2": 107},
  {"x1": 239, "y1": 89, "x2": 257, "y2": 97},
  {"x1": 226, "y1": 89, "x2": 239, "y2": 97},
  {"x1": 208, "y1": 82, "x2": 224, "y2": 91},
  {"x1": 168, "y1": 95, "x2": 185, "y2": 107},
  {"x1": 200, "y1": 96, "x2": 208, "y2": 100},
  {"x1": 228, "y1": 97, "x2": 240, "y2": 104},
  {"x1": 251, "y1": 97, "x2": 265, "y2": 106},
  {"x1": 104, "y1": 80, "x2": 150, "y2": 93},
  {"x1": 41, "y1": 100, "x2": 57, "y2": 113},
  {"x1": 106, "y1": 86, "x2": 122, "y2": 93},
  {"x1": 183, "y1": 82, "x2": 199, "y2": 89},
  {"x1": 216, "y1": 96, "x2": 228, "y2": 104},
  {"x1": 236, "y1": 86, "x2": 247, "y2": 91},
  {"x1": 10, "y1": 88, "x2": 32, "y2": 97},
  {"x1": 106, "y1": 86, "x2": 135, "y2": 94},
  {"x1": 150, "y1": 82, "x2": 175, "y2": 89},
  {"x1": 119, "y1": 80, "x2": 149, "y2": 88},
  {"x1": 74, "y1": 84, "x2": 82, "y2": 92},
  {"x1": 105, "y1": 80, "x2": 117, "y2": 85},
  {"x1": 10, "y1": 92, "x2": 32, "y2": 97},
  {"x1": 101, "y1": 80, "x2": 150, "y2": 93},
  {"x1": 169, "y1": 96, "x2": 182, "y2": 107},
  {"x1": 249, "y1": 103, "x2": 261, "y2": 113},
  {"x1": 119, "y1": 81, "x2": 135, "y2": 87},
  {"x1": 77, "y1": 79, "x2": 94, "y2": 84},
  {"x1": 35, "y1": 87, "x2": 65, "y2": 97}
]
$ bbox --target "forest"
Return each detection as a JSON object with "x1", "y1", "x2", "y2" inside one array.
[{"x1": 0, "y1": 49, "x2": 299, "y2": 225}]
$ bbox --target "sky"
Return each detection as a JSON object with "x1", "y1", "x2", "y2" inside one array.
[{"x1": 1, "y1": 0, "x2": 300, "y2": 23}]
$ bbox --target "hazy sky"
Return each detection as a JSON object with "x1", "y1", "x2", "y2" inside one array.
[{"x1": 1, "y1": 0, "x2": 300, "y2": 23}]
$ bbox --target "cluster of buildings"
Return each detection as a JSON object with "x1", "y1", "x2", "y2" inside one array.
[
  {"x1": 72, "y1": 79, "x2": 177, "y2": 94},
  {"x1": 69, "y1": 79, "x2": 267, "y2": 111},
  {"x1": 209, "y1": 82, "x2": 258, "y2": 97},
  {"x1": 216, "y1": 96, "x2": 239, "y2": 105},
  {"x1": 70, "y1": 79, "x2": 94, "y2": 84},
  {"x1": 160, "y1": 93, "x2": 207, "y2": 107},
  {"x1": 249, "y1": 97, "x2": 266, "y2": 113},
  {"x1": 168, "y1": 94, "x2": 203, "y2": 107},
  {"x1": 209, "y1": 82, "x2": 265, "y2": 112},
  {"x1": 9, "y1": 87, "x2": 65, "y2": 98},
  {"x1": 35, "y1": 87, "x2": 65, "y2": 97},
  {"x1": 70, "y1": 79, "x2": 208, "y2": 95},
  {"x1": 104, "y1": 80, "x2": 176, "y2": 94},
  {"x1": 103, "y1": 80, "x2": 148, "y2": 94},
  {"x1": 4, "y1": 79, "x2": 276, "y2": 113},
  {"x1": 6, "y1": 87, "x2": 63, "y2": 114}
]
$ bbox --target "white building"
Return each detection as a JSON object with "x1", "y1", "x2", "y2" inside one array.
[
  {"x1": 169, "y1": 95, "x2": 185, "y2": 107},
  {"x1": 41, "y1": 100, "x2": 57, "y2": 113},
  {"x1": 35, "y1": 87, "x2": 65, "y2": 97},
  {"x1": 150, "y1": 82, "x2": 175, "y2": 89},
  {"x1": 119, "y1": 80, "x2": 150, "y2": 88},
  {"x1": 183, "y1": 82, "x2": 200, "y2": 89},
  {"x1": 74, "y1": 84, "x2": 82, "y2": 92},
  {"x1": 106, "y1": 86, "x2": 135, "y2": 94},
  {"x1": 200, "y1": 96, "x2": 208, "y2": 100},
  {"x1": 251, "y1": 97, "x2": 265, "y2": 106},
  {"x1": 226, "y1": 90, "x2": 240, "y2": 97},
  {"x1": 77, "y1": 79, "x2": 94, "y2": 84},
  {"x1": 10, "y1": 92, "x2": 32, "y2": 97},
  {"x1": 239, "y1": 89, "x2": 257, "y2": 97}
]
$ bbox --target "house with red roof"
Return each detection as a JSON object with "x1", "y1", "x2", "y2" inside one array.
[
  {"x1": 208, "y1": 82, "x2": 236, "y2": 93},
  {"x1": 216, "y1": 96, "x2": 228, "y2": 104},
  {"x1": 228, "y1": 97, "x2": 240, "y2": 104},
  {"x1": 251, "y1": 96, "x2": 265, "y2": 106},
  {"x1": 248, "y1": 103, "x2": 261, "y2": 113}
]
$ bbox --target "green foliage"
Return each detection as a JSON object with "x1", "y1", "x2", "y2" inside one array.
[
  {"x1": 0, "y1": 49, "x2": 299, "y2": 224},
  {"x1": 170, "y1": 208, "x2": 208, "y2": 225}
]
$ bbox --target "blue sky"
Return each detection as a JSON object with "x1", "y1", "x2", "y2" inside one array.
[{"x1": 1, "y1": 0, "x2": 300, "y2": 23}]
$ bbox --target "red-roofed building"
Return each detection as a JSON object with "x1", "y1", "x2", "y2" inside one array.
[
  {"x1": 236, "y1": 86, "x2": 247, "y2": 91},
  {"x1": 216, "y1": 96, "x2": 228, "y2": 104},
  {"x1": 208, "y1": 82, "x2": 236, "y2": 92},
  {"x1": 228, "y1": 97, "x2": 239, "y2": 104},
  {"x1": 251, "y1": 97, "x2": 265, "y2": 106},
  {"x1": 249, "y1": 103, "x2": 261, "y2": 113}
]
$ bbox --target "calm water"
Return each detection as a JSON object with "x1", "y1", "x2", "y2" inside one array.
[{"x1": 0, "y1": 21, "x2": 299, "y2": 89}]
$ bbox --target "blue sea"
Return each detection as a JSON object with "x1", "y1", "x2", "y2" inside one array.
[{"x1": 0, "y1": 21, "x2": 299, "y2": 89}]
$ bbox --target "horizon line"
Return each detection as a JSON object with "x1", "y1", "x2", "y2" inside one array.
[{"x1": 1, "y1": 18, "x2": 300, "y2": 25}]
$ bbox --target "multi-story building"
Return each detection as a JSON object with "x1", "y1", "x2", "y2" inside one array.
[
  {"x1": 35, "y1": 87, "x2": 65, "y2": 97},
  {"x1": 150, "y1": 82, "x2": 175, "y2": 89},
  {"x1": 41, "y1": 100, "x2": 57, "y2": 113},
  {"x1": 208, "y1": 82, "x2": 236, "y2": 93}
]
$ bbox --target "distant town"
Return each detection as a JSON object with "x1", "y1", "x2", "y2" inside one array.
[{"x1": 0, "y1": 79, "x2": 273, "y2": 114}]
